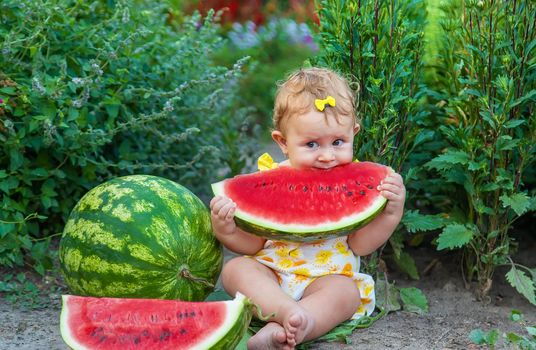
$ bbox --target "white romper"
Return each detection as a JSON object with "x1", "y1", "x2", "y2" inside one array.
[{"x1": 251, "y1": 154, "x2": 376, "y2": 319}]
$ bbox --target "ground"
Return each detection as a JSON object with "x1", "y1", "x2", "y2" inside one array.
[{"x1": 1, "y1": 242, "x2": 534, "y2": 350}]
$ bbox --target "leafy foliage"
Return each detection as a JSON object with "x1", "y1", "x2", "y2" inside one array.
[
  {"x1": 427, "y1": 0, "x2": 536, "y2": 303},
  {"x1": 470, "y1": 310, "x2": 536, "y2": 349},
  {"x1": 0, "y1": 0, "x2": 258, "y2": 271},
  {"x1": 399, "y1": 287, "x2": 428, "y2": 314}
]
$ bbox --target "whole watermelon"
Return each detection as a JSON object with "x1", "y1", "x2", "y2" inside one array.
[{"x1": 59, "y1": 175, "x2": 222, "y2": 301}]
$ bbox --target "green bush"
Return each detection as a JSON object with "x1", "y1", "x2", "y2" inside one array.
[
  {"x1": 0, "y1": 0, "x2": 258, "y2": 273},
  {"x1": 425, "y1": 0, "x2": 536, "y2": 304}
]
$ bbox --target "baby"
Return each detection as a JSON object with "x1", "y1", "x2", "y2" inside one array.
[{"x1": 210, "y1": 67, "x2": 405, "y2": 350}]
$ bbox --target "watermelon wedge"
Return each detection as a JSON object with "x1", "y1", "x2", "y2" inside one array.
[
  {"x1": 212, "y1": 162, "x2": 390, "y2": 242},
  {"x1": 60, "y1": 293, "x2": 251, "y2": 350}
]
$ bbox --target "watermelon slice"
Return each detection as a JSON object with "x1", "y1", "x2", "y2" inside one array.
[
  {"x1": 212, "y1": 161, "x2": 390, "y2": 242},
  {"x1": 60, "y1": 293, "x2": 251, "y2": 350}
]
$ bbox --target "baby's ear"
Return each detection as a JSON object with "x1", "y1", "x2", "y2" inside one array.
[
  {"x1": 271, "y1": 130, "x2": 288, "y2": 153},
  {"x1": 353, "y1": 124, "x2": 361, "y2": 135}
]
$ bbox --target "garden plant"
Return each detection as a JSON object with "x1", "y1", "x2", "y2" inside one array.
[
  {"x1": 0, "y1": 0, "x2": 258, "y2": 275},
  {"x1": 313, "y1": 0, "x2": 535, "y2": 306}
]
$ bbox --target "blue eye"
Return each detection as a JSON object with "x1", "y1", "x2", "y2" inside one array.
[
  {"x1": 306, "y1": 141, "x2": 318, "y2": 148},
  {"x1": 333, "y1": 139, "x2": 344, "y2": 146}
]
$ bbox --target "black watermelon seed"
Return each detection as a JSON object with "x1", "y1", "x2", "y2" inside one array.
[
  {"x1": 180, "y1": 329, "x2": 187, "y2": 335},
  {"x1": 99, "y1": 336, "x2": 108, "y2": 343},
  {"x1": 367, "y1": 185, "x2": 374, "y2": 189},
  {"x1": 142, "y1": 330, "x2": 149, "y2": 337},
  {"x1": 342, "y1": 185, "x2": 347, "y2": 191},
  {"x1": 134, "y1": 337, "x2": 141, "y2": 344},
  {"x1": 319, "y1": 186, "x2": 323, "y2": 192},
  {"x1": 355, "y1": 181, "x2": 361, "y2": 185},
  {"x1": 303, "y1": 185, "x2": 308, "y2": 192},
  {"x1": 190, "y1": 311, "x2": 196, "y2": 317},
  {"x1": 359, "y1": 190, "x2": 366, "y2": 195},
  {"x1": 326, "y1": 186, "x2": 331, "y2": 192},
  {"x1": 346, "y1": 191, "x2": 353, "y2": 196}
]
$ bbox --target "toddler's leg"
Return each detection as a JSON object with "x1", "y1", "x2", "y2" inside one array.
[
  {"x1": 292, "y1": 274, "x2": 360, "y2": 344},
  {"x1": 221, "y1": 257, "x2": 314, "y2": 350}
]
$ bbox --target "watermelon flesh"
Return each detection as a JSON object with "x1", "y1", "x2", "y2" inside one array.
[
  {"x1": 60, "y1": 293, "x2": 251, "y2": 350},
  {"x1": 212, "y1": 162, "x2": 390, "y2": 242}
]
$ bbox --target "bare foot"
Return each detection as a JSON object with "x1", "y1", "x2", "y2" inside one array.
[
  {"x1": 284, "y1": 310, "x2": 315, "y2": 347},
  {"x1": 247, "y1": 322, "x2": 289, "y2": 350}
]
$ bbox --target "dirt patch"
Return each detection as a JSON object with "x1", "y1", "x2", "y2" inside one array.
[{"x1": 0, "y1": 244, "x2": 534, "y2": 350}]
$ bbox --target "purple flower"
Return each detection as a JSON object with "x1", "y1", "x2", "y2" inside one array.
[{"x1": 0, "y1": 98, "x2": 3, "y2": 104}]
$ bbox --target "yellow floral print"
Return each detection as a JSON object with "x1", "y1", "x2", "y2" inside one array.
[
  {"x1": 289, "y1": 247, "x2": 302, "y2": 259},
  {"x1": 277, "y1": 258, "x2": 294, "y2": 269},
  {"x1": 334, "y1": 241, "x2": 351, "y2": 256},
  {"x1": 252, "y1": 236, "x2": 376, "y2": 320},
  {"x1": 275, "y1": 246, "x2": 291, "y2": 258},
  {"x1": 315, "y1": 250, "x2": 333, "y2": 265}
]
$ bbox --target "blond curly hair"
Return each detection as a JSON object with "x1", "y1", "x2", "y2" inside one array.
[{"x1": 273, "y1": 67, "x2": 356, "y2": 132}]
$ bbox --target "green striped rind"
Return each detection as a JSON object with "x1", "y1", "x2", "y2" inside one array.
[
  {"x1": 60, "y1": 295, "x2": 90, "y2": 350},
  {"x1": 60, "y1": 175, "x2": 222, "y2": 301},
  {"x1": 212, "y1": 180, "x2": 387, "y2": 243},
  {"x1": 204, "y1": 293, "x2": 253, "y2": 350},
  {"x1": 235, "y1": 200, "x2": 387, "y2": 242}
]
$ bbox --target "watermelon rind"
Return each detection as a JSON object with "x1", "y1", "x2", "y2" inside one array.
[
  {"x1": 192, "y1": 292, "x2": 251, "y2": 350},
  {"x1": 60, "y1": 292, "x2": 252, "y2": 350},
  {"x1": 60, "y1": 295, "x2": 91, "y2": 350},
  {"x1": 211, "y1": 180, "x2": 387, "y2": 242}
]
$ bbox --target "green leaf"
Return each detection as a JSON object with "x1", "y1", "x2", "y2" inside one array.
[
  {"x1": 425, "y1": 150, "x2": 470, "y2": 171},
  {"x1": 400, "y1": 287, "x2": 428, "y2": 314},
  {"x1": 0, "y1": 223, "x2": 16, "y2": 238},
  {"x1": 503, "y1": 119, "x2": 525, "y2": 129},
  {"x1": 437, "y1": 224, "x2": 474, "y2": 250},
  {"x1": 375, "y1": 278, "x2": 401, "y2": 312},
  {"x1": 393, "y1": 251, "x2": 419, "y2": 280},
  {"x1": 526, "y1": 326, "x2": 536, "y2": 337},
  {"x1": 469, "y1": 329, "x2": 486, "y2": 345},
  {"x1": 413, "y1": 130, "x2": 434, "y2": 148},
  {"x1": 0, "y1": 87, "x2": 17, "y2": 95},
  {"x1": 500, "y1": 193, "x2": 531, "y2": 216},
  {"x1": 469, "y1": 329, "x2": 499, "y2": 345},
  {"x1": 505, "y1": 266, "x2": 536, "y2": 306},
  {"x1": 496, "y1": 135, "x2": 520, "y2": 151},
  {"x1": 510, "y1": 89, "x2": 536, "y2": 108},
  {"x1": 401, "y1": 210, "x2": 445, "y2": 233},
  {"x1": 510, "y1": 309, "x2": 523, "y2": 322}
]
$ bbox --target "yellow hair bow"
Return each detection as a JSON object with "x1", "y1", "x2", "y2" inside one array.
[
  {"x1": 257, "y1": 153, "x2": 279, "y2": 171},
  {"x1": 314, "y1": 95, "x2": 336, "y2": 112}
]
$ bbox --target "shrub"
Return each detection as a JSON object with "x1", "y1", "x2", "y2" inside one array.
[
  {"x1": 0, "y1": 0, "x2": 258, "y2": 273},
  {"x1": 426, "y1": 0, "x2": 536, "y2": 304}
]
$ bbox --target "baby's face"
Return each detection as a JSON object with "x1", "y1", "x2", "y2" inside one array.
[{"x1": 277, "y1": 109, "x2": 358, "y2": 170}]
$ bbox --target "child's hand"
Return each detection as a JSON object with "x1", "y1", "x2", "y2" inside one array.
[
  {"x1": 210, "y1": 195, "x2": 237, "y2": 236},
  {"x1": 377, "y1": 171, "x2": 405, "y2": 217}
]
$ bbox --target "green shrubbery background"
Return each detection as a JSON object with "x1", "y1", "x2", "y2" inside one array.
[
  {"x1": 0, "y1": 0, "x2": 261, "y2": 272},
  {"x1": 0, "y1": 0, "x2": 535, "y2": 305}
]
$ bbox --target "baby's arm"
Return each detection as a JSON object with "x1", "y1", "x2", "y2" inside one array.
[
  {"x1": 210, "y1": 196, "x2": 266, "y2": 255},
  {"x1": 348, "y1": 171, "x2": 405, "y2": 256}
]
